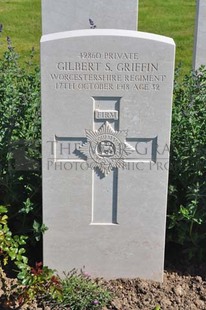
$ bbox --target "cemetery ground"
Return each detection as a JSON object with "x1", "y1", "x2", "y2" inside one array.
[{"x1": 1, "y1": 261, "x2": 206, "y2": 309}]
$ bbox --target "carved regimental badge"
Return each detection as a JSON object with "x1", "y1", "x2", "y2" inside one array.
[{"x1": 79, "y1": 121, "x2": 135, "y2": 176}]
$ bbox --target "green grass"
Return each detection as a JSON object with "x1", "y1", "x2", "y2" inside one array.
[
  {"x1": 0, "y1": 0, "x2": 41, "y2": 64},
  {"x1": 0, "y1": 0, "x2": 196, "y2": 74},
  {"x1": 138, "y1": 0, "x2": 196, "y2": 75}
]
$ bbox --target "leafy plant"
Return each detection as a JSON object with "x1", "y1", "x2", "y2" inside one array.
[
  {"x1": 0, "y1": 205, "x2": 28, "y2": 273},
  {"x1": 0, "y1": 264, "x2": 112, "y2": 310},
  {"x1": 0, "y1": 266, "x2": 25, "y2": 309},
  {"x1": 0, "y1": 263, "x2": 60, "y2": 309},
  {"x1": 54, "y1": 269, "x2": 112, "y2": 310},
  {"x1": 0, "y1": 39, "x2": 42, "y2": 262},
  {"x1": 168, "y1": 66, "x2": 206, "y2": 261},
  {"x1": 17, "y1": 262, "x2": 62, "y2": 305}
]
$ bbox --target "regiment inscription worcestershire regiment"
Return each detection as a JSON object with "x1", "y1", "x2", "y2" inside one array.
[{"x1": 41, "y1": 29, "x2": 175, "y2": 281}]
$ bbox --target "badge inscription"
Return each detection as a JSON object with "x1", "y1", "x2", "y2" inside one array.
[{"x1": 79, "y1": 121, "x2": 135, "y2": 176}]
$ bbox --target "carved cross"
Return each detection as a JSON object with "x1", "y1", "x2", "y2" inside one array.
[{"x1": 50, "y1": 97, "x2": 157, "y2": 224}]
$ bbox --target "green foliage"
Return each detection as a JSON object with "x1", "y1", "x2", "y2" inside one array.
[
  {"x1": 0, "y1": 205, "x2": 29, "y2": 273},
  {"x1": 0, "y1": 265, "x2": 112, "y2": 309},
  {"x1": 54, "y1": 269, "x2": 112, "y2": 310},
  {"x1": 0, "y1": 267, "x2": 28, "y2": 309},
  {"x1": 168, "y1": 66, "x2": 206, "y2": 261},
  {"x1": 0, "y1": 41, "x2": 42, "y2": 255},
  {"x1": 18, "y1": 262, "x2": 62, "y2": 304}
]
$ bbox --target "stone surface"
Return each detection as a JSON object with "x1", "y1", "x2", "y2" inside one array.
[
  {"x1": 42, "y1": 0, "x2": 138, "y2": 34},
  {"x1": 193, "y1": 0, "x2": 206, "y2": 69},
  {"x1": 41, "y1": 29, "x2": 175, "y2": 281}
]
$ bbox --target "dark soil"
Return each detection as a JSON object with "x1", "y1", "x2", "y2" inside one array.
[
  {"x1": 1, "y1": 264, "x2": 206, "y2": 309},
  {"x1": 103, "y1": 268, "x2": 206, "y2": 309},
  {"x1": 42, "y1": 264, "x2": 206, "y2": 310}
]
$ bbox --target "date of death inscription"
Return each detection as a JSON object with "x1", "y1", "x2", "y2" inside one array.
[{"x1": 49, "y1": 51, "x2": 167, "y2": 92}]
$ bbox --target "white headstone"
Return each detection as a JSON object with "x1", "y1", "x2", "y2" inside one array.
[
  {"x1": 193, "y1": 0, "x2": 206, "y2": 69},
  {"x1": 42, "y1": 0, "x2": 138, "y2": 34},
  {"x1": 41, "y1": 29, "x2": 175, "y2": 281}
]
